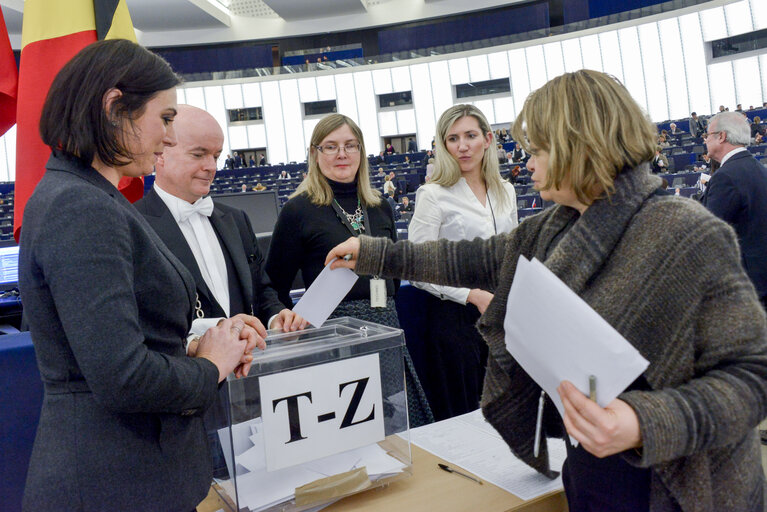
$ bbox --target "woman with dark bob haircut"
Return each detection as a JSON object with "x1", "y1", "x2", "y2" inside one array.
[
  {"x1": 327, "y1": 69, "x2": 767, "y2": 511},
  {"x1": 21, "y1": 39, "x2": 261, "y2": 511}
]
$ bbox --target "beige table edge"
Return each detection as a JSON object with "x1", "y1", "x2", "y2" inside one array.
[{"x1": 198, "y1": 444, "x2": 567, "y2": 512}]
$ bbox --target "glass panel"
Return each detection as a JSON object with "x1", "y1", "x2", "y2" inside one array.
[
  {"x1": 753, "y1": 0, "x2": 767, "y2": 31},
  {"x1": 494, "y1": 96, "x2": 514, "y2": 124},
  {"x1": 372, "y1": 69, "x2": 393, "y2": 95},
  {"x1": 378, "y1": 111, "x2": 398, "y2": 136},
  {"x1": 260, "y1": 82, "x2": 287, "y2": 165},
  {"x1": 396, "y1": 109, "x2": 417, "y2": 134},
  {"x1": 679, "y1": 13, "x2": 712, "y2": 115},
  {"x1": 353, "y1": 71, "x2": 381, "y2": 155},
  {"x1": 5, "y1": 125, "x2": 15, "y2": 182},
  {"x1": 580, "y1": 34, "x2": 603, "y2": 72},
  {"x1": 474, "y1": 99, "x2": 495, "y2": 124},
  {"x1": 468, "y1": 55, "x2": 490, "y2": 83},
  {"x1": 658, "y1": 18, "x2": 691, "y2": 120},
  {"x1": 279, "y1": 80, "x2": 305, "y2": 163},
  {"x1": 222, "y1": 85, "x2": 243, "y2": 109},
  {"x1": 204, "y1": 86, "x2": 229, "y2": 162},
  {"x1": 733, "y1": 56, "x2": 763, "y2": 109},
  {"x1": 700, "y1": 6, "x2": 727, "y2": 41},
  {"x1": 487, "y1": 51, "x2": 510, "y2": 80},
  {"x1": 599, "y1": 31, "x2": 624, "y2": 83},
  {"x1": 390, "y1": 66, "x2": 412, "y2": 92},
  {"x1": 247, "y1": 124, "x2": 267, "y2": 149},
  {"x1": 176, "y1": 88, "x2": 186, "y2": 105},
  {"x1": 561, "y1": 38, "x2": 583, "y2": 73},
  {"x1": 298, "y1": 77, "x2": 317, "y2": 103},
  {"x1": 228, "y1": 125, "x2": 248, "y2": 152},
  {"x1": 302, "y1": 119, "x2": 320, "y2": 152},
  {"x1": 429, "y1": 61, "x2": 454, "y2": 123},
  {"x1": 636, "y1": 24, "x2": 667, "y2": 121},
  {"x1": 242, "y1": 83, "x2": 262, "y2": 107},
  {"x1": 761, "y1": 54, "x2": 767, "y2": 103},
  {"x1": 334, "y1": 74, "x2": 359, "y2": 122},
  {"x1": 525, "y1": 45, "x2": 547, "y2": 91},
  {"x1": 508, "y1": 48, "x2": 531, "y2": 116},
  {"x1": 448, "y1": 58, "x2": 470, "y2": 85},
  {"x1": 316, "y1": 75, "x2": 336, "y2": 101},
  {"x1": 708, "y1": 61, "x2": 737, "y2": 113},
  {"x1": 411, "y1": 63, "x2": 437, "y2": 153},
  {"x1": 543, "y1": 42, "x2": 565, "y2": 81},
  {"x1": 724, "y1": 0, "x2": 753, "y2": 37},
  {"x1": 0, "y1": 130, "x2": 11, "y2": 181},
  {"x1": 183, "y1": 87, "x2": 206, "y2": 110}
]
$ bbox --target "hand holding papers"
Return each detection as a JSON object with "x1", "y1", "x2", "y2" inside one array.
[
  {"x1": 293, "y1": 258, "x2": 359, "y2": 327},
  {"x1": 504, "y1": 256, "x2": 649, "y2": 442}
]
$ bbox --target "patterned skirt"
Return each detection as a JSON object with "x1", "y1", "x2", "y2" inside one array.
[{"x1": 330, "y1": 298, "x2": 434, "y2": 428}]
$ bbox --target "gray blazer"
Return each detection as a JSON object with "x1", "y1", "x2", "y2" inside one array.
[{"x1": 20, "y1": 154, "x2": 220, "y2": 512}]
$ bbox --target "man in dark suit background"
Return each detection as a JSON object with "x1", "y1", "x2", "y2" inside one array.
[
  {"x1": 407, "y1": 137, "x2": 417, "y2": 153},
  {"x1": 702, "y1": 111, "x2": 767, "y2": 310}
]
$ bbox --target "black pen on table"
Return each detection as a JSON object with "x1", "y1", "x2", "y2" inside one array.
[{"x1": 438, "y1": 463, "x2": 483, "y2": 485}]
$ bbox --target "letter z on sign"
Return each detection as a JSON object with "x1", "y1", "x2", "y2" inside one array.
[{"x1": 259, "y1": 353, "x2": 385, "y2": 471}]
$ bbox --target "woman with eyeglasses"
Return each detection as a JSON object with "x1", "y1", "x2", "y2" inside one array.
[{"x1": 265, "y1": 113, "x2": 433, "y2": 427}]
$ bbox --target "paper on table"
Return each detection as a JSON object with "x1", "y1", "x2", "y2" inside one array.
[
  {"x1": 504, "y1": 256, "x2": 649, "y2": 418},
  {"x1": 293, "y1": 258, "x2": 359, "y2": 327},
  {"x1": 405, "y1": 410, "x2": 565, "y2": 501}
]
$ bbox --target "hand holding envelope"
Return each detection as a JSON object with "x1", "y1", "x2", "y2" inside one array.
[{"x1": 504, "y1": 256, "x2": 649, "y2": 458}]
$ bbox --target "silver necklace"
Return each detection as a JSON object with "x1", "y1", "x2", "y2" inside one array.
[{"x1": 334, "y1": 199, "x2": 365, "y2": 232}]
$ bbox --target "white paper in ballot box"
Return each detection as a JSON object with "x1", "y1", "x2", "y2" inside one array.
[{"x1": 503, "y1": 256, "x2": 649, "y2": 419}]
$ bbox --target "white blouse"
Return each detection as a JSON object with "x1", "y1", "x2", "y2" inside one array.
[{"x1": 409, "y1": 179, "x2": 518, "y2": 304}]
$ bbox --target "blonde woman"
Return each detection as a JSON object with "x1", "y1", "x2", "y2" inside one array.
[
  {"x1": 407, "y1": 104, "x2": 517, "y2": 420},
  {"x1": 265, "y1": 113, "x2": 433, "y2": 427},
  {"x1": 328, "y1": 70, "x2": 767, "y2": 511}
]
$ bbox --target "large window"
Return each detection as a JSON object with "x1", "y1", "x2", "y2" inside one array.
[
  {"x1": 378, "y1": 91, "x2": 413, "y2": 108},
  {"x1": 227, "y1": 107, "x2": 263, "y2": 123},
  {"x1": 455, "y1": 78, "x2": 511, "y2": 99},
  {"x1": 304, "y1": 100, "x2": 338, "y2": 117},
  {"x1": 711, "y1": 28, "x2": 767, "y2": 58}
]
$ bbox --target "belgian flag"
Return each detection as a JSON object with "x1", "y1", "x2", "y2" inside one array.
[
  {"x1": 14, "y1": 0, "x2": 140, "y2": 242},
  {"x1": 0, "y1": 9, "x2": 18, "y2": 138}
]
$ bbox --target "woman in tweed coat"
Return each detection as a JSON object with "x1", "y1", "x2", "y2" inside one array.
[{"x1": 327, "y1": 70, "x2": 767, "y2": 511}]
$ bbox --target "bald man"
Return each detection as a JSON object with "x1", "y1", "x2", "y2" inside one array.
[{"x1": 135, "y1": 105, "x2": 305, "y2": 340}]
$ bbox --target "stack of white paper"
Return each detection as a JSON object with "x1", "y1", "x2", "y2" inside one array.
[
  {"x1": 217, "y1": 420, "x2": 406, "y2": 511},
  {"x1": 504, "y1": 256, "x2": 649, "y2": 418}
]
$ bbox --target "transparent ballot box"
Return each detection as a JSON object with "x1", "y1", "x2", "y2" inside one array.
[{"x1": 212, "y1": 317, "x2": 413, "y2": 511}]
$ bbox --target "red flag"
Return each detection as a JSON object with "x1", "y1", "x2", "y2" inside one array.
[
  {"x1": 13, "y1": 0, "x2": 137, "y2": 242},
  {"x1": 0, "y1": 9, "x2": 18, "y2": 137}
]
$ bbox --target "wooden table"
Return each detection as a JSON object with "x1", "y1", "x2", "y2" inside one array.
[{"x1": 198, "y1": 445, "x2": 567, "y2": 512}]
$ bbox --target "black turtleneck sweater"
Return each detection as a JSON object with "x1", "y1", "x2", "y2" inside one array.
[{"x1": 265, "y1": 178, "x2": 398, "y2": 307}]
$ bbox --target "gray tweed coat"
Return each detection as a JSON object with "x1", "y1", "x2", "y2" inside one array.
[{"x1": 356, "y1": 164, "x2": 767, "y2": 512}]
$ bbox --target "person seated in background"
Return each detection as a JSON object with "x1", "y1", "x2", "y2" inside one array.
[
  {"x1": 751, "y1": 116, "x2": 765, "y2": 139},
  {"x1": 510, "y1": 144, "x2": 527, "y2": 163},
  {"x1": 278, "y1": 170, "x2": 291, "y2": 180},
  {"x1": 658, "y1": 134, "x2": 670, "y2": 148},
  {"x1": 385, "y1": 143, "x2": 395, "y2": 155},
  {"x1": 756, "y1": 132, "x2": 764, "y2": 145},
  {"x1": 695, "y1": 153, "x2": 712, "y2": 171},
  {"x1": 404, "y1": 156, "x2": 411, "y2": 165},
  {"x1": 652, "y1": 146, "x2": 669, "y2": 173},
  {"x1": 399, "y1": 195, "x2": 413, "y2": 212},
  {"x1": 669, "y1": 122, "x2": 682, "y2": 135},
  {"x1": 376, "y1": 151, "x2": 386, "y2": 165},
  {"x1": 376, "y1": 167, "x2": 385, "y2": 176},
  {"x1": 422, "y1": 150, "x2": 434, "y2": 163},
  {"x1": 240, "y1": 184, "x2": 248, "y2": 192},
  {"x1": 508, "y1": 164, "x2": 521, "y2": 183},
  {"x1": 254, "y1": 182, "x2": 266, "y2": 191}
]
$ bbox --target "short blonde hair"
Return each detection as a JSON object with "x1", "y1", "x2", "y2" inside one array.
[
  {"x1": 291, "y1": 114, "x2": 381, "y2": 207},
  {"x1": 431, "y1": 104, "x2": 511, "y2": 211},
  {"x1": 511, "y1": 70, "x2": 656, "y2": 204}
]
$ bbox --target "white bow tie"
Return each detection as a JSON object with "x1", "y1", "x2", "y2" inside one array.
[{"x1": 177, "y1": 196, "x2": 214, "y2": 222}]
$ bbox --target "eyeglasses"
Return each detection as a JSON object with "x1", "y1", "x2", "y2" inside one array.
[
  {"x1": 315, "y1": 143, "x2": 360, "y2": 155},
  {"x1": 704, "y1": 131, "x2": 722, "y2": 140}
]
